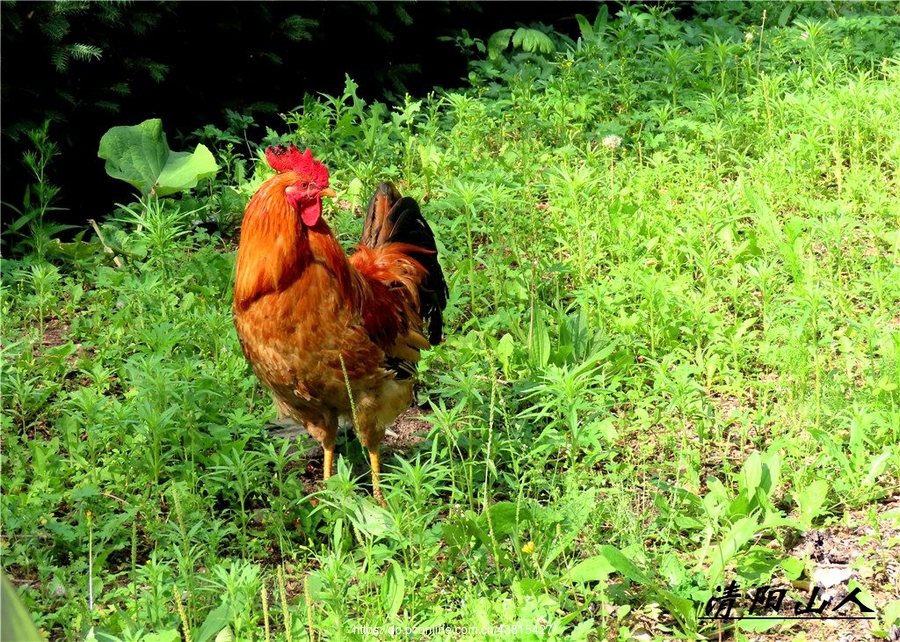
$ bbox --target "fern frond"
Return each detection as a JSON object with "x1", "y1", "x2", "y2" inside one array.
[
  {"x1": 147, "y1": 62, "x2": 168, "y2": 83},
  {"x1": 260, "y1": 52, "x2": 283, "y2": 65},
  {"x1": 487, "y1": 29, "x2": 514, "y2": 60},
  {"x1": 56, "y1": 89, "x2": 75, "y2": 106},
  {"x1": 50, "y1": 48, "x2": 69, "y2": 72},
  {"x1": 95, "y1": 1, "x2": 128, "y2": 25},
  {"x1": 394, "y1": 3, "x2": 413, "y2": 26},
  {"x1": 70, "y1": 43, "x2": 103, "y2": 62},
  {"x1": 489, "y1": 26, "x2": 555, "y2": 60},
  {"x1": 130, "y1": 8, "x2": 164, "y2": 35},
  {"x1": 371, "y1": 22, "x2": 393, "y2": 43},
  {"x1": 3, "y1": 3, "x2": 24, "y2": 32},
  {"x1": 52, "y1": 1, "x2": 90, "y2": 16},
  {"x1": 281, "y1": 15, "x2": 317, "y2": 42},
  {"x1": 511, "y1": 28, "x2": 554, "y2": 55},
  {"x1": 95, "y1": 100, "x2": 121, "y2": 112},
  {"x1": 40, "y1": 12, "x2": 70, "y2": 42},
  {"x1": 248, "y1": 102, "x2": 279, "y2": 114}
]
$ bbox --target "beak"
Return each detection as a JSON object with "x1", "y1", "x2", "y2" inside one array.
[{"x1": 319, "y1": 187, "x2": 336, "y2": 199}]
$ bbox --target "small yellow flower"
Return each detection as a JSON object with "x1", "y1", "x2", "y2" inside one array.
[{"x1": 522, "y1": 541, "x2": 535, "y2": 555}]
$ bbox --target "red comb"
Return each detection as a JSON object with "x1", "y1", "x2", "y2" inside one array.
[{"x1": 264, "y1": 145, "x2": 329, "y2": 186}]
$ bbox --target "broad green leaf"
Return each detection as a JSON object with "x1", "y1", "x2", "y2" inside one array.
[
  {"x1": 47, "y1": 239, "x2": 105, "y2": 262},
  {"x1": 194, "y1": 603, "x2": 231, "y2": 642},
  {"x1": 442, "y1": 515, "x2": 486, "y2": 558},
  {"x1": 382, "y1": 559, "x2": 406, "y2": 617},
  {"x1": 346, "y1": 176, "x2": 365, "y2": 208},
  {"x1": 485, "y1": 500, "x2": 528, "y2": 537},
  {"x1": 846, "y1": 580, "x2": 876, "y2": 612},
  {"x1": 659, "y1": 552, "x2": 689, "y2": 587},
  {"x1": 575, "y1": 14, "x2": 594, "y2": 42},
  {"x1": 780, "y1": 557, "x2": 805, "y2": 580},
  {"x1": 496, "y1": 333, "x2": 515, "y2": 377},
  {"x1": 760, "y1": 450, "x2": 781, "y2": 497},
  {"x1": 862, "y1": 448, "x2": 893, "y2": 488},
  {"x1": 529, "y1": 304, "x2": 551, "y2": 369},
  {"x1": 739, "y1": 545, "x2": 782, "y2": 581},
  {"x1": 156, "y1": 147, "x2": 218, "y2": 196},
  {"x1": 656, "y1": 589, "x2": 695, "y2": 626},
  {"x1": 708, "y1": 517, "x2": 759, "y2": 584},
  {"x1": 882, "y1": 599, "x2": 900, "y2": 627},
  {"x1": 305, "y1": 571, "x2": 325, "y2": 599},
  {"x1": 794, "y1": 479, "x2": 829, "y2": 528},
  {"x1": 874, "y1": 376, "x2": 898, "y2": 393},
  {"x1": 98, "y1": 118, "x2": 218, "y2": 197},
  {"x1": 487, "y1": 29, "x2": 514, "y2": 60},
  {"x1": 214, "y1": 626, "x2": 235, "y2": 642},
  {"x1": 1, "y1": 572, "x2": 42, "y2": 642},
  {"x1": 740, "y1": 451, "x2": 762, "y2": 499},
  {"x1": 98, "y1": 119, "x2": 167, "y2": 195},
  {"x1": 569, "y1": 554, "x2": 615, "y2": 583},
  {"x1": 879, "y1": 229, "x2": 900, "y2": 248},
  {"x1": 704, "y1": 475, "x2": 731, "y2": 513},
  {"x1": 593, "y1": 5, "x2": 609, "y2": 29},
  {"x1": 570, "y1": 619, "x2": 594, "y2": 640},
  {"x1": 72, "y1": 483, "x2": 100, "y2": 500},
  {"x1": 352, "y1": 498, "x2": 395, "y2": 540},
  {"x1": 597, "y1": 544, "x2": 652, "y2": 585},
  {"x1": 512, "y1": 577, "x2": 544, "y2": 597},
  {"x1": 777, "y1": 4, "x2": 793, "y2": 26}
]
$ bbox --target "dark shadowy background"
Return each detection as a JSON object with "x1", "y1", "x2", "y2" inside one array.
[{"x1": 1, "y1": 1, "x2": 686, "y2": 225}]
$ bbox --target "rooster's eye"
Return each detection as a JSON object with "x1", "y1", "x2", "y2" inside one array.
[{"x1": 298, "y1": 181, "x2": 309, "y2": 190}]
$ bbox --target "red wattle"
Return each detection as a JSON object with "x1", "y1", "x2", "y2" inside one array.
[{"x1": 301, "y1": 202, "x2": 321, "y2": 227}]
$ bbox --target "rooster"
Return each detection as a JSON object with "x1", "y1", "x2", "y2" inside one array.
[{"x1": 233, "y1": 145, "x2": 447, "y2": 504}]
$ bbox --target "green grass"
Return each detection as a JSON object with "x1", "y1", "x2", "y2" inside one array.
[{"x1": 2, "y1": 2, "x2": 899, "y2": 640}]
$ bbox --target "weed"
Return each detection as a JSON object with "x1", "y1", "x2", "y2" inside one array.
[{"x1": 0, "y1": 121, "x2": 74, "y2": 259}]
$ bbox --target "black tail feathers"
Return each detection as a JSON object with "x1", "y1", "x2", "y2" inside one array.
[{"x1": 363, "y1": 182, "x2": 448, "y2": 345}]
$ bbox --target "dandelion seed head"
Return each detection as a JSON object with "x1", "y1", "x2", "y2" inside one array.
[{"x1": 602, "y1": 134, "x2": 622, "y2": 150}]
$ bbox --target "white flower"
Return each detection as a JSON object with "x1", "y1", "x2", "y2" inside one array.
[
  {"x1": 745, "y1": 32, "x2": 754, "y2": 42},
  {"x1": 602, "y1": 134, "x2": 622, "y2": 150}
]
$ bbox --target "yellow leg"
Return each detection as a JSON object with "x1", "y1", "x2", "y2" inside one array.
[
  {"x1": 323, "y1": 442, "x2": 334, "y2": 481},
  {"x1": 306, "y1": 416, "x2": 338, "y2": 488},
  {"x1": 368, "y1": 446, "x2": 385, "y2": 506}
]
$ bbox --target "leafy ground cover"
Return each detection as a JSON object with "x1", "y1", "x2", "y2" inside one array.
[{"x1": 2, "y1": 2, "x2": 899, "y2": 640}]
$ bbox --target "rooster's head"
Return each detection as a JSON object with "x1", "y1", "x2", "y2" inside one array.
[{"x1": 265, "y1": 145, "x2": 335, "y2": 227}]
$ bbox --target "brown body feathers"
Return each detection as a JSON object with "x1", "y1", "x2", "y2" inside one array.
[{"x1": 233, "y1": 147, "x2": 447, "y2": 503}]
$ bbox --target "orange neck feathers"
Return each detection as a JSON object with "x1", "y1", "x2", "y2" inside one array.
[{"x1": 233, "y1": 174, "x2": 355, "y2": 311}]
